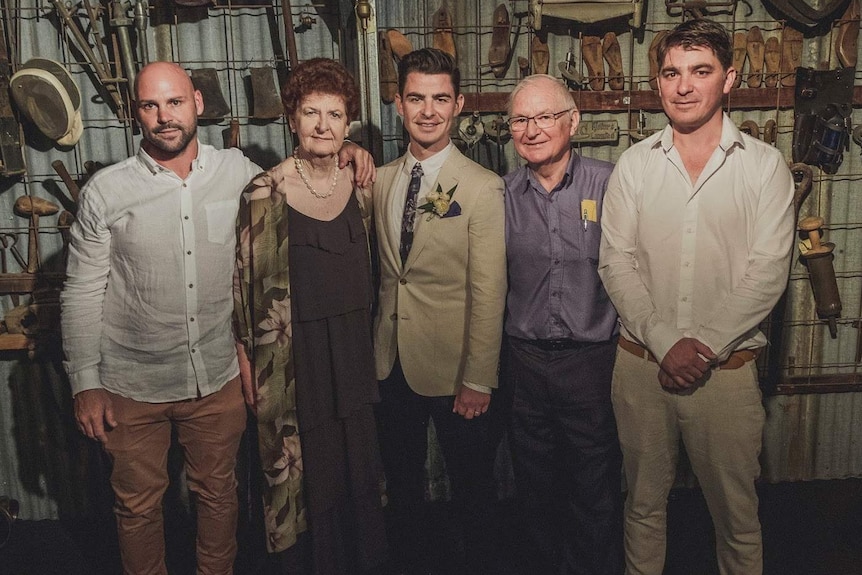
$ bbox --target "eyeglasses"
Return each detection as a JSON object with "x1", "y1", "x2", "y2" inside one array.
[{"x1": 507, "y1": 108, "x2": 574, "y2": 132}]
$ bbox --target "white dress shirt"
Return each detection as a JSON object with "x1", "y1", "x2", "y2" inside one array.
[
  {"x1": 61, "y1": 142, "x2": 261, "y2": 402},
  {"x1": 598, "y1": 114, "x2": 795, "y2": 363},
  {"x1": 387, "y1": 141, "x2": 455, "y2": 241}
]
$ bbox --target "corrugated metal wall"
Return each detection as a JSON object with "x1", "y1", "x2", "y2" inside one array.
[{"x1": 2, "y1": 0, "x2": 862, "y2": 519}]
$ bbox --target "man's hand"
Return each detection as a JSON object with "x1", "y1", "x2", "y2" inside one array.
[
  {"x1": 338, "y1": 141, "x2": 376, "y2": 188},
  {"x1": 453, "y1": 386, "x2": 491, "y2": 420},
  {"x1": 659, "y1": 337, "x2": 716, "y2": 390},
  {"x1": 236, "y1": 342, "x2": 256, "y2": 412},
  {"x1": 74, "y1": 389, "x2": 117, "y2": 444}
]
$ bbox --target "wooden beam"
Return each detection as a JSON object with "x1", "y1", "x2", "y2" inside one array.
[
  {"x1": 460, "y1": 86, "x2": 862, "y2": 114},
  {"x1": 0, "y1": 273, "x2": 65, "y2": 294}
]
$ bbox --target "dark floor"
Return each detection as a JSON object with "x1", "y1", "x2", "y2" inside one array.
[{"x1": 2, "y1": 479, "x2": 862, "y2": 575}]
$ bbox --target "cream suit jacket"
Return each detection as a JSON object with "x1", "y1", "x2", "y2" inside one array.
[{"x1": 373, "y1": 147, "x2": 506, "y2": 397}]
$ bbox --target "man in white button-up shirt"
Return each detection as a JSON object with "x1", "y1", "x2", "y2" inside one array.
[
  {"x1": 61, "y1": 61, "x2": 374, "y2": 575},
  {"x1": 61, "y1": 61, "x2": 259, "y2": 575},
  {"x1": 598, "y1": 19, "x2": 794, "y2": 575}
]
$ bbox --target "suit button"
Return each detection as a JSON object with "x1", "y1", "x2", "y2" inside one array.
[
  {"x1": 390, "y1": 313, "x2": 397, "y2": 320},
  {"x1": 399, "y1": 278, "x2": 407, "y2": 285}
]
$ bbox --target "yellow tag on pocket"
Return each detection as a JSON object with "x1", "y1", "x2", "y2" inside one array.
[{"x1": 581, "y1": 199, "x2": 597, "y2": 222}]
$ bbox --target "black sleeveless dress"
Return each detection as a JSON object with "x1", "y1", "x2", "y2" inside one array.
[{"x1": 279, "y1": 194, "x2": 387, "y2": 574}]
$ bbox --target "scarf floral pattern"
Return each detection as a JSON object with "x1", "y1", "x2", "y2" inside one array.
[{"x1": 233, "y1": 162, "x2": 372, "y2": 553}]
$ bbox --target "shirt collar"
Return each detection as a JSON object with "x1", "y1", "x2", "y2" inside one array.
[
  {"x1": 136, "y1": 139, "x2": 205, "y2": 176},
  {"x1": 403, "y1": 141, "x2": 454, "y2": 177},
  {"x1": 656, "y1": 112, "x2": 744, "y2": 154},
  {"x1": 524, "y1": 150, "x2": 578, "y2": 195}
]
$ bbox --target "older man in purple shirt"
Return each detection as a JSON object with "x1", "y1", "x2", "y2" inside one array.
[{"x1": 503, "y1": 74, "x2": 622, "y2": 575}]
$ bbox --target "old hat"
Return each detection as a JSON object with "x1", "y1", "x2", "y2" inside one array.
[{"x1": 10, "y1": 58, "x2": 83, "y2": 146}]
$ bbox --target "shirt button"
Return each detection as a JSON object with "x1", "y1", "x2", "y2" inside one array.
[
  {"x1": 681, "y1": 296, "x2": 688, "y2": 302},
  {"x1": 399, "y1": 278, "x2": 407, "y2": 285},
  {"x1": 183, "y1": 183, "x2": 187, "y2": 188},
  {"x1": 189, "y1": 283, "x2": 194, "y2": 288},
  {"x1": 190, "y1": 317, "x2": 195, "y2": 322},
  {"x1": 184, "y1": 216, "x2": 189, "y2": 220},
  {"x1": 554, "y1": 259, "x2": 560, "y2": 265},
  {"x1": 191, "y1": 348, "x2": 196, "y2": 354},
  {"x1": 390, "y1": 313, "x2": 397, "y2": 320},
  {"x1": 552, "y1": 291, "x2": 559, "y2": 297},
  {"x1": 187, "y1": 250, "x2": 192, "y2": 255}
]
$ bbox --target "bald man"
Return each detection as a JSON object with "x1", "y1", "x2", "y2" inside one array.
[{"x1": 61, "y1": 62, "x2": 373, "y2": 574}]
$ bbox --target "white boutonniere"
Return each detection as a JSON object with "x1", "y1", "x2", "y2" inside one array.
[{"x1": 417, "y1": 184, "x2": 461, "y2": 221}]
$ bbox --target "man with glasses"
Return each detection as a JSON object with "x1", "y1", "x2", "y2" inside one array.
[{"x1": 503, "y1": 74, "x2": 622, "y2": 575}]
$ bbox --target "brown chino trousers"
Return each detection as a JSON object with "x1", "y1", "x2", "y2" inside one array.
[{"x1": 103, "y1": 377, "x2": 247, "y2": 575}]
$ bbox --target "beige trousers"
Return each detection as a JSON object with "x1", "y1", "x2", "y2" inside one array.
[
  {"x1": 103, "y1": 377, "x2": 247, "y2": 575},
  {"x1": 611, "y1": 347, "x2": 765, "y2": 575}
]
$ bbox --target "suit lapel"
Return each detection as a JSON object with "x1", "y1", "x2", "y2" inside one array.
[
  {"x1": 377, "y1": 158, "x2": 406, "y2": 271},
  {"x1": 404, "y1": 150, "x2": 465, "y2": 270}
]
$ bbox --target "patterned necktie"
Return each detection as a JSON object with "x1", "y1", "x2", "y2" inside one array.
[{"x1": 399, "y1": 162, "x2": 423, "y2": 264}]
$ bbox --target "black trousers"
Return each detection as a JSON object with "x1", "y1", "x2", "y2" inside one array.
[
  {"x1": 376, "y1": 357, "x2": 501, "y2": 575},
  {"x1": 505, "y1": 336, "x2": 623, "y2": 575}
]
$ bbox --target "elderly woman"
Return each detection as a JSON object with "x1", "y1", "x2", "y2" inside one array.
[{"x1": 234, "y1": 58, "x2": 386, "y2": 575}]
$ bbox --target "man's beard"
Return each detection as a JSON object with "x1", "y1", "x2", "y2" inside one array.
[{"x1": 143, "y1": 121, "x2": 197, "y2": 154}]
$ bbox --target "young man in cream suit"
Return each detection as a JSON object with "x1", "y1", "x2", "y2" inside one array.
[{"x1": 372, "y1": 48, "x2": 506, "y2": 575}]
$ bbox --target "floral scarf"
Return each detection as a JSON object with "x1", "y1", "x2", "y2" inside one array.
[{"x1": 233, "y1": 162, "x2": 372, "y2": 553}]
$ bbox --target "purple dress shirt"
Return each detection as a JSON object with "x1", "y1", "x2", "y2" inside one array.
[{"x1": 504, "y1": 152, "x2": 618, "y2": 342}]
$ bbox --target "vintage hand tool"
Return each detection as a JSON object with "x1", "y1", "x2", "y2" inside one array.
[
  {"x1": 559, "y1": 33, "x2": 586, "y2": 88},
  {"x1": 50, "y1": 0, "x2": 125, "y2": 114},
  {"x1": 432, "y1": 2, "x2": 456, "y2": 61},
  {"x1": 603, "y1": 32, "x2": 624, "y2": 90},
  {"x1": 134, "y1": 0, "x2": 149, "y2": 65},
  {"x1": 458, "y1": 112, "x2": 485, "y2": 148},
  {"x1": 281, "y1": 0, "x2": 299, "y2": 70},
  {"x1": 14, "y1": 196, "x2": 60, "y2": 274},
  {"x1": 190, "y1": 68, "x2": 229, "y2": 119},
  {"x1": 51, "y1": 159, "x2": 81, "y2": 204},
  {"x1": 250, "y1": 67, "x2": 282, "y2": 120},
  {"x1": 0, "y1": 233, "x2": 27, "y2": 272},
  {"x1": 0, "y1": 7, "x2": 25, "y2": 176},
  {"x1": 488, "y1": 3, "x2": 511, "y2": 78},
  {"x1": 110, "y1": 0, "x2": 138, "y2": 93},
  {"x1": 799, "y1": 215, "x2": 842, "y2": 339}
]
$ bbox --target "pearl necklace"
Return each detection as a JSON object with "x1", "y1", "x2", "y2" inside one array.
[{"x1": 294, "y1": 155, "x2": 340, "y2": 199}]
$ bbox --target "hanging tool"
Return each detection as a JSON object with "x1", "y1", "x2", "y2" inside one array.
[
  {"x1": 459, "y1": 112, "x2": 485, "y2": 148},
  {"x1": 14, "y1": 196, "x2": 60, "y2": 274},
  {"x1": 0, "y1": 6, "x2": 25, "y2": 176},
  {"x1": 559, "y1": 32, "x2": 586, "y2": 88},
  {"x1": 110, "y1": 0, "x2": 138, "y2": 94},
  {"x1": 250, "y1": 67, "x2": 283, "y2": 120},
  {"x1": 134, "y1": 0, "x2": 149, "y2": 66},
  {"x1": 50, "y1": 0, "x2": 125, "y2": 114},
  {"x1": 485, "y1": 114, "x2": 510, "y2": 175},
  {"x1": 798, "y1": 215, "x2": 842, "y2": 339},
  {"x1": 281, "y1": 0, "x2": 299, "y2": 70},
  {"x1": 51, "y1": 159, "x2": 81, "y2": 205}
]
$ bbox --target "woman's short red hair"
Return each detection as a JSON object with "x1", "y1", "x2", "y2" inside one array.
[{"x1": 282, "y1": 58, "x2": 360, "y2": 122}]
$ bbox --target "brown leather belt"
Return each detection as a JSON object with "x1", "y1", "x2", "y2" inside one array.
[{"x1": 618, "y1": 336, "x2": 761, "y2": 370}]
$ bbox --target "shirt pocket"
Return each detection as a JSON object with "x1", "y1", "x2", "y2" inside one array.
[
  {"x1": 578, "y1": 217, "x2": 602, "y2": 264},
  {"x1": 206, "y1": 200, "x2": 238, "y2": 245}
]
